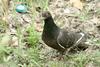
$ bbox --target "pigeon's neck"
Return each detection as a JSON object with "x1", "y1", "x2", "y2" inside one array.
[
  {"x1": 44, "y1": 17, "x2": 59, "y2": 32},
  {"x1": 43, "y1": 17, "x2": 60, "y2": 38}
]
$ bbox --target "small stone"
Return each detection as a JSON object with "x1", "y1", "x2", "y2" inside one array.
[{"x1": 16, "y1": 4, "x2": 27, "y2": 13}]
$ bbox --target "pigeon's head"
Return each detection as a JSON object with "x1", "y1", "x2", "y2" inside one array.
[
  {"x1": 41, "y1": 11, "x2": 52, "y2": 19},
  {"x1": 36, "y1": 7, "x2": 52, "y2": 19}
]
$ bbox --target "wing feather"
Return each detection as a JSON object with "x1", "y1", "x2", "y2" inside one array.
[{"x1": 57, "y1": 29, "x2": 84, "y2": 48}]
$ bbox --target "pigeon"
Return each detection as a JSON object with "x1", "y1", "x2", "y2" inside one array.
[{"x1": 41, "y1": 11, "x2": 88, "y2": 52}]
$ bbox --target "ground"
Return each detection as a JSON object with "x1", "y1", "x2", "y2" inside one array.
[{"x1": 0, "y1": 0, "x2": 100, "y2": 67}]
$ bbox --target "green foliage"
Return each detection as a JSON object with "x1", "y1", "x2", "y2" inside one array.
[
  {"x1": 0, "y1": 19, "x2": 8, "y2": 33},
  {"x1": 0, "y1": 45, "x2": 41, "y2": 67},
  {"x1": 27, "y1": 47, "x2": 41, "y2": 67},
  {"x1": 0, "y1": 0, "x2": 9, "y2": 18},
  {"x1": 0, "y1": 45, "x2": 12, "y2": 63},
  {"x1": 0, "y1": 0, "x2": 48, "y2": 66},
  {"x1": 26, "y1": 25, "x2": 39, "y2": 47},
  {"x1": 0, "y1": 23, "x2": 40, "y2": 67},
  {"x1": 91, "y1": 50, "x2": 100, "y2": 66},
  {"x1": 69, "y1": 51, "x2": 100, "y2": 67},
  {"x1": 72, "y1": 52, "x2": 91, "y2": 67},
  {"x1": 45, "y1": 61, "x2": 67, "y2": 67},
  {"x1": 89, "y1": 38, "x2": 100, "y2": 46}
]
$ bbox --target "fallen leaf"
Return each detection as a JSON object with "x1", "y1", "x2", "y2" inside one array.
[
  {"x1": 70, "y1": 0, "x2": 85, "y2": 10},
  {"x1": 34, "y1": 22, "x2": 43, "y2": 32},
  {"x1": 34, "y1": 16, "x2": 43, "y2": 32},
  {"x1": 85, "y1": 62, "x2": 95, "y2": 67},
  {"x1": 0, "y1": 34, "x2": 11, "y2": 46},
  {"x1": 11, "y1": 36, "x2": 18, "y2": 47}
]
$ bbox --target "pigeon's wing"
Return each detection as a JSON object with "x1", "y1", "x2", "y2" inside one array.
[{"x1": 57, "y1": 29, "x2": 82, "y2": 49}]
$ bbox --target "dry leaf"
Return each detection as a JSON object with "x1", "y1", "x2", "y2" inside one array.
[
  {"x1": 85, "y1": 62, "x2": 95, "y2": 67},
  {"x1": 34, "y1": 22, "x2": 43, "y2": 32},
  {"x1": 11, "y1": 36, "x2": 18, "y2": 47},
  {"x1": 70, "y1": 0, "x2": 84, "y2": 10},
  {"x1": 34, "y1": 16, "x2": 43, "y2": 32},
  {"x1": 0, "y1": 34, "x2": 11, "y2": 46}
]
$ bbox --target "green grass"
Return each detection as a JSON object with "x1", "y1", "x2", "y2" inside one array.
[
  {"x1": 0, "y1": 0, "x2": 48, "y2": 66},
  {"x1": 0, "y1": 24, "x2": 41, "y2": 66},
  {"x1": 25, "y1": 25, "x2": 39, "y2": 47}
]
